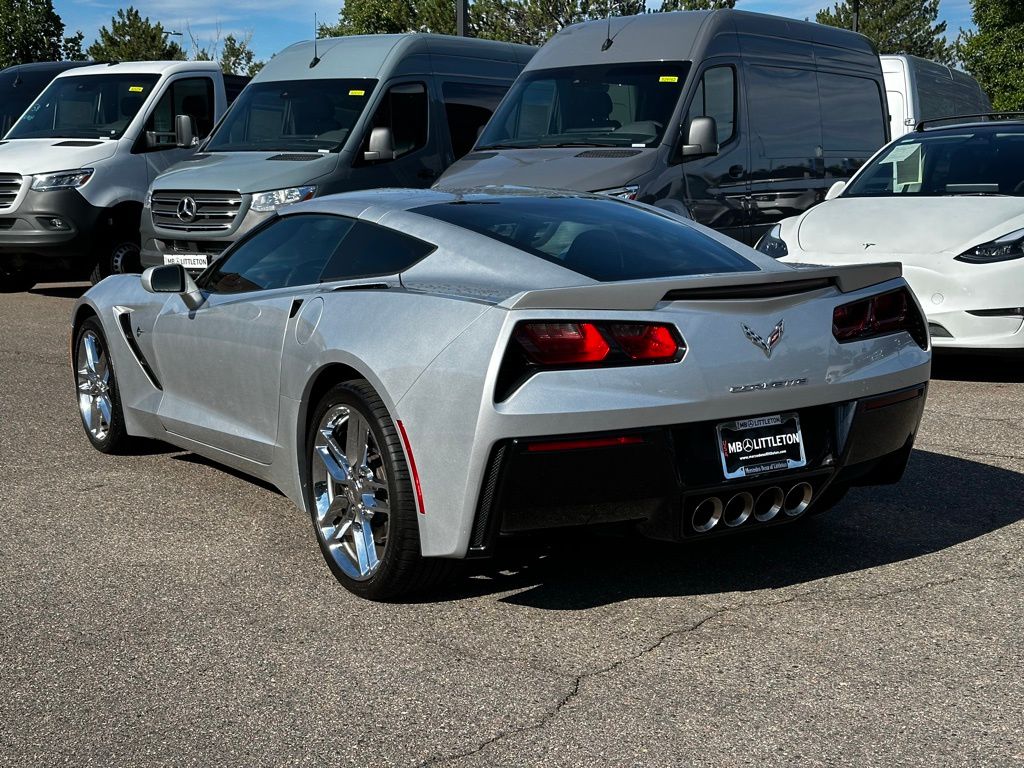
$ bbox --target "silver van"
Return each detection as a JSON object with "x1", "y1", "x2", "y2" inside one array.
[
  {"x1": 881, "y1": 55, "x2": 991, "y2": 139},
  {"x1": 436, "y1": 10, "x2": 890, "y2": 246},
  {"x1": 140, "y1": 34, "x2": 534, "y2": 271}
]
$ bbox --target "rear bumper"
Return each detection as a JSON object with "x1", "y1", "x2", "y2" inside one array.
[{"x1": 467, "y1": 383, "x2": 927, "y2": 555}]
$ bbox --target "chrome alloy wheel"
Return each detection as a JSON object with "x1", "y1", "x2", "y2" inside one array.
[
  {"x1": 76, "y1": 330, "x2": 113, "y2": 441},
  {"x1": 312, "y1": 405, "x2": 391, "y2": 581}
]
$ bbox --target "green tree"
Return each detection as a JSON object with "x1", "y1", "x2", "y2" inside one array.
[
  {"x1": 816, "y1": 0, "x2": 953, "y2": 63},
  {"x1": 660, "y1": 0, "x2": 735, "y2": 11},
  {"x1": 220, "y1": 33, "x2": 264, "y2": 77},
  {"x1": 957, "y1": 0, "x2": 1024, "y2": 110},
  {"x1": 86, "y1": 7, "x2": 186, "y2": 61},
  {"x1": 0, "y1": 0, "x2": 87, "y2": 67}
]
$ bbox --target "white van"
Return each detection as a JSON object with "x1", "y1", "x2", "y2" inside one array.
[{"x1": 881, "y1": 55, "x2": 991, "y2": 138}]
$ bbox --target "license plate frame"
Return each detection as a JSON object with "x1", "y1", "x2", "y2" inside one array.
[
  {"x1": 716, "y1": 412, "x2": 807, "y2": 480},
  {"x1": 162, "y1": 253, "x2": 209, "y2": 269}
]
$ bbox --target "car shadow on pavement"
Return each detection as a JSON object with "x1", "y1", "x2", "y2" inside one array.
[
  {"x1": 931, "y1": 353, "x2": 1024, "y2": 383},
  {"x1": 440, "y1": 449, "x2": 1023, "y2": 609}
]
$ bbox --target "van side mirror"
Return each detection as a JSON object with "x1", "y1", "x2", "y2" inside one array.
[
  {"x1": 141, "y1": 264, "x2": 204, "y2": 310},
  {"x1": 825, "y1": 180, "x2": 847, "y2": 200},
  {"x1": 364, "y1": 127, "x2": 396, "y2": 162},
  {"x1": 680, "y1": 116, "x2": 719, "y2": 161},
  {"x1": 175, "y1": 114, "x2": 197, "y2": 148}
]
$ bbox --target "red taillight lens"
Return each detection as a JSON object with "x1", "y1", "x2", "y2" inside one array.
[
  {"x1": 833, "y1": 288, "x2": 924, "y2": 347},
  {"x1": 607, "y1": 323, "x2": 681, "y2": 361},
  {"x1": 514, "y1": 322, "x2": 610, "y2": 365}
]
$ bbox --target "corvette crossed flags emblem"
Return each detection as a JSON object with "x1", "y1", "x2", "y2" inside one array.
[{"x1": 742, "y1": 319, "x2": 785, "y2": 359}]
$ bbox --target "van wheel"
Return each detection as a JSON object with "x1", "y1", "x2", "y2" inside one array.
[
  {"x1": 0, "y1": 266, "x2": 35, "y2": 292},
  {"x1": 90, "y1": 239, "x2": 141, "y2": 284}
]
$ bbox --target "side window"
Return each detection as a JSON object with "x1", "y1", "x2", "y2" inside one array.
[
  {"x1": 686, "y1": 66, "x2": 736, "y2": 144},
  {"x1": 818, "y1": 74, "x2": 886, "y2": 152},
  {"x1": 203, "y1": 215, "x2": 355, "y2": 294},
  {"x1": 364, "y1": 82, "x2": 428, "y2": 158},
  {"x1": 441, "y1": 82, "x2": 508, "y2": 158},
  {"x1": 746, "y1": 65, "x2": 820, "y2": 180},
  {"x1": 320, "y1": 221, "x2": 434, "y2": 281},
  {"x1": 145, "y1": 77, "x2": 215, "y2": 148}
]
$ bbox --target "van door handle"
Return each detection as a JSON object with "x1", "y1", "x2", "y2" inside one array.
[{"x1": 728, "y1": 165, "x2": 745, "y2": 179}]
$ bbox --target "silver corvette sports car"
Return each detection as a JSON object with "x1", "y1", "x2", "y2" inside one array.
[{"x1": 71, "y1": 188, "x2": 931, "y2": 599}]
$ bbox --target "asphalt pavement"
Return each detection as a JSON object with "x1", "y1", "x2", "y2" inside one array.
[{"x1": 1, "y1": 284, "x2": 1022, "y2": 767}]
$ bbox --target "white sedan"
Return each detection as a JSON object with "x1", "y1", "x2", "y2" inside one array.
[{"x1": 757, "y1": 117, "x2": 1024, "y2": 353}]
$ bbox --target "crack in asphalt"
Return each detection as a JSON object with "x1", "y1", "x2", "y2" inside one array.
[{"x1": 418, "y1": 570, "x2": 1023, "y2": 767}]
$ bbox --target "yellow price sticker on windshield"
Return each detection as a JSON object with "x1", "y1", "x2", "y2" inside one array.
[
  {"x1": 129, "y1": 86, "x2": 145, "y2": 92},
  {"x1": 659, "y1": 76, "x2": 678, "y2": 83},
  {"x1": 349, "y1": 89, "x2": 365, "y2": 96}
]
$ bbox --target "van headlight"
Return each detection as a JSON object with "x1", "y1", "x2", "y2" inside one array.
[
  {"x1": 250, "y1": 186, "x2": 316, "y2": 212},
  {"x1": 956, "y1": 228, "x2": 1024, "y2": 263},
  {"x1": 31, "y1": 168, "x2": 94, "y2": 191},
  {"x1": 755, "y1": 224, "x2": 789, "y2": 258},
  {"x1": 144, "y1": 188, "x2": 153, "y2": 208}
]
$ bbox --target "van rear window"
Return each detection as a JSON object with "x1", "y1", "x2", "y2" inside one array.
[{"x1": 415, "y1": 195, "x2": 758, "y2": 282}]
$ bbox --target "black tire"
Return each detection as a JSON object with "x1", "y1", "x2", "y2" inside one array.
[
  {"x1": 307, "y1": 379, "x2": 455, "y2": 601},
  {"x1": 72, "y1": 317, "x2": 132, "y2": 454},
  {"x1": 90, "y1": 239, "x2": 141, "y2": 284},
  {"x1": 0, "y1": 265, "x2": 35, "y2": 292}
]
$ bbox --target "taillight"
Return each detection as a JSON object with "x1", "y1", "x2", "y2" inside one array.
[
  {"x1": 607, "y1": 323, "x2": 680, "y2": 360},
  {"x1": 832, "y1": 287, "x2": 927, "y2": 348},
  {"x1": 513, "y1": 322, "x2": 610, "y2": 365}
]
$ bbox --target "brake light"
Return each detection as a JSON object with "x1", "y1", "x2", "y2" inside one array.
[
  {"x1": 607, "y1": 323, "x2": 680, "y2": 361},
  {"x1": 513, "y1": 322, "x2": 610, "y2": 365},
  {"x1": 832, "y1": 287, "x2": 926, "y2": 348}
]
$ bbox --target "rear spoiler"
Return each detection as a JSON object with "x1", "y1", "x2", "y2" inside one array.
[{"x1": 501, "y1": 262, "x2": 903, "y2": 312}]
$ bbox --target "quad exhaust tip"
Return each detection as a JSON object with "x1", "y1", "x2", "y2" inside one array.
[{"x1": 692, "y1": 483, "x2": 814, "y2": 533}]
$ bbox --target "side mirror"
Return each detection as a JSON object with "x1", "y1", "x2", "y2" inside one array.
[
  {"x1": 174, "y1": 114, "x2": 196, "y2": 148},
  {"x1": 141, "y1": 264, "x2": 204, "y2": 310},
  {"x1": 681, "y1": 116, "x2": 719, "y2": 160},
  {"x1": 364, "y1": 126, "x2": 396, "y2": 162},
  {"x1": 825, "y1": 180, "x2": 847, "y2": 201}
]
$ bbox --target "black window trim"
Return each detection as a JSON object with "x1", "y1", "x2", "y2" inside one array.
[
  {"x1": 132, "y1": 74, "x2": 216, "y2": 155},
  {"x1": 354, "y1": 78, "x2": 431, "y2": 166},
  {"x1": 682, "y1": 62, "x2": 739, "y2": 151},
  {"x1": 319, "y1": 217, "x2": 437, "y2": 282}
]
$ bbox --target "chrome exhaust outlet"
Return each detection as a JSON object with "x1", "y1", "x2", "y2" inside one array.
[
  {"x1": 785, "y1": 482, "x2": 813, "y2": 517},
  {"x1": 692, "y1": 497, "x2": 723, "y2": 533},
  {"x1": 723, "y1": 492, "x2": 754, "y2": 527},
  {"x1": 754, "y1": 487, "x2": 784, "y2": 522}
]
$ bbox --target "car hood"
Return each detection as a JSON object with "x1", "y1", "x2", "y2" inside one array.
[
  {"x1": 435, "y1": 147, "x2": 658, "y2": 194},
  {"x1": 795, "y1": 196, "x2": 1024, "y2": 257},
  {"x1": 0, "y1": 138, "x2": 119, "y2": 175},
  {"x1": 152, "y1": 151, "x2": 341, "y2": 193}
]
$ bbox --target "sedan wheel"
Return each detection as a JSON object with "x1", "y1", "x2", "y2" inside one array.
[
  {"x1": 73, "y1": 318, "x2": 129, "y2": 453},
  {"x1": 307, "y1": 380, "x2": 454, "y2": 600}
]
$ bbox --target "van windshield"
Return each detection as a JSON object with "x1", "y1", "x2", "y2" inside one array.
[
  {"x1": 477, "y1": 62, "x2": 690, "y2": 150},
  {"x1": 206, "y1": 79, "x2": 377, "y2": 153},
  {"x1": 843, "y1": 125, "x2": 1024, "y2": 198},
  {"x1": 7, "y1": 74, "x2": 159, "y2": 140}
]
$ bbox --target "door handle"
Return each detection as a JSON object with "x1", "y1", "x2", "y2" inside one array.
[{"x1": 728, "y1": 164, "x2": 745, "y2": 179}]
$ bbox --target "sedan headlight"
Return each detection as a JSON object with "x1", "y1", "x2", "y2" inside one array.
[
  {"x1": 250, "y1": 186, "x2": 316, "y2": 212},
  {"x1": 755, "y1": 224, "x2": 789, "y2": 258},
  {"x1": 956, "y1": 228, "x2": 1024, "y2": 263},
  {"x1": 31, "y1": 168, "x2": 94, "y2": 192},
  {"x1": 594, "y1": 185, "x2": 639, "y2": 201}
]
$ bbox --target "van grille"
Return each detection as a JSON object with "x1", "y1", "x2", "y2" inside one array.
[
  {"x1": 151, "y1": 190, "x2": 243, "y2": 233},
  {"x1": 0, "y1": 174, "x2": 23, "y2": 210}
]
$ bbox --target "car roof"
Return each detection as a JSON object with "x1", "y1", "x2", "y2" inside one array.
[{"x1": 53, "y1": 61, "x2": 222, "y2": 79}]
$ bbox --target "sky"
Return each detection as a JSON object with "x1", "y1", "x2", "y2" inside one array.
[{"x1": 54, "y1": 0, "x2": 976, "y2": 62}]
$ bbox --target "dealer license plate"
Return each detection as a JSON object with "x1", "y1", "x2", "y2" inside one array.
[
  {"x1": 163, "y1": 253, "x2": 209, "y2": 269},
  {"x1": 717, "y1": 413, "x2": 807, "y2": 480}
]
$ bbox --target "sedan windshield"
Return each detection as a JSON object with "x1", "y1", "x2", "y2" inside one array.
[
  {"x1": 477, "y1": 62, "x2": 690, "y2": 150},
  {"x1": 415, "y1": 193, "x2": 757, "y2": 282},
  {"x1": 206, "y1": 79, "x2": 377, "y2": 153},
  {"x1": 844, "y1": 124, "x2": 1024, "y2": 197},
  {"x1": 7, "y1": 74, "x2": 159, "y2": 140}
]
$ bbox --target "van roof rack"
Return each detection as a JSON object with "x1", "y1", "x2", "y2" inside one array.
[{"x1": 915, "y1": 112, "x2": 1024, "y2": 131}]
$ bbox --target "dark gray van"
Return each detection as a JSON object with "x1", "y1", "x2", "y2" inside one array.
[
  {"x1": 436, "y1": 10, "x2": 889, "y2": 246},
  {"x1": 1, "y1": 61, "x2": 94, "y2": 135}
]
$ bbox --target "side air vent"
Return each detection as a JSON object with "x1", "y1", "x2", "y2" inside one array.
[
  {"x1": 928, "y1": 322, "x2": 953, "y2": 338},
  {"x1": 267, "y1": 153, "x2": 323, "y2": 161},
  {"x1": 576, "y1": 149, "x2": 642, "y2": 158},
  {"x1": 116, "y1": 310, "x2": 161, "y2": 390},
  {"x1": 664, "y1": 277, "x2": 834, "y2": 302}
]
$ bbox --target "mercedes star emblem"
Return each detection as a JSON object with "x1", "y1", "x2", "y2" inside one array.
[{"x1": 176, "y1": 196, "x2": 198, "y2": 223}]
